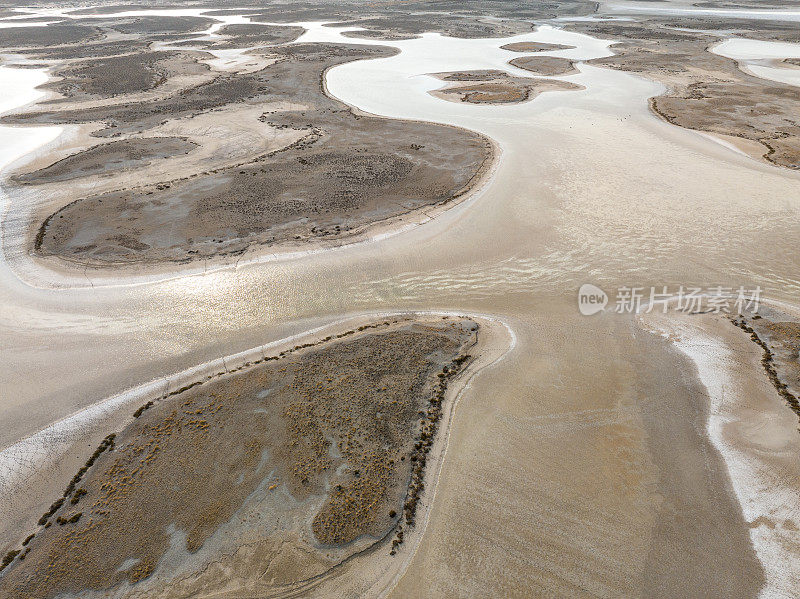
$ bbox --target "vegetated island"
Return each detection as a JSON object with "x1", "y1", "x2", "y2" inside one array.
[
  {"x1": 0, "y1": 316, "x2": 486, "y2": 599},
  {"x1": 500, "y1": 41, "x2": 576, "y2": 52},
  {"x1": 508, "y1": 56, "x2": 578, "y2": 76},
  {"x1": 430, "y1": 70, "x2": 582, "y2": 104},
  {"x1": 0, "y1": 22, "x2": 493, "y2": 270}
]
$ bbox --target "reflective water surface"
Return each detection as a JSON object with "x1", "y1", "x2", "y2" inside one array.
[{"x1": 713, "y1": 38, "x2": 800, "y2": 87}]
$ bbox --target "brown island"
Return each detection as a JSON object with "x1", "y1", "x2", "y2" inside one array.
[
  {"x1": 0, "y1": 316, "x2": 483, "y2": 598},
  {"x1": 1, "y1": 24, "x2": 492, "y2": 269},
  {"x1": 508, "y1": 56, "x2": 578, "y2": 76},
  {"x1": 430, "y1": 70, "x2": 582, "y2": 104}
]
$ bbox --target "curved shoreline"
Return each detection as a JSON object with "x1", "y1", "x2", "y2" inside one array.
[
  {"x1": 6, "y1": 132, "x2": 499, "y2": 290},
  {"x1": 0, "y1": 310, "x2": 516, "y2": 597},
  {"x1": 22, "y1": 134, "x2": 499, "y2": 289},
  {"x1": 372, "y1": 312, "x2": 516, "y2": 599},
  {"x1": 640, "y1": 303, "x2": 800, "y2": 599},
  {"x1": 0, "y1": 16, "x2": 501, "y2": 290}
]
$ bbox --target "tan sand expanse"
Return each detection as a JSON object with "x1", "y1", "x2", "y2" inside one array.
[
  {"x1": 382, "y1": 302, "x2": 788, "y2": 598},
  {"x1": 501, "y1": 41, "x2": 577, "y2": 52}
]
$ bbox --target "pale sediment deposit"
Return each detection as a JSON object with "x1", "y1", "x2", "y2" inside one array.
[{"x1": 641, "y1": 305, "x2": 800, "y2": 598}]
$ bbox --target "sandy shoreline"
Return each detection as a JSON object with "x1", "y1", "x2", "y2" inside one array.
[
  {"x1": 641, "y1": 307, "x2": 800, "y2": 598},
  {"x1": 0, "y1": 28, "x2": 500, "y2": 289},
  {"x1": 0, "y1": 310, "x2": 515, "y2": 599}
]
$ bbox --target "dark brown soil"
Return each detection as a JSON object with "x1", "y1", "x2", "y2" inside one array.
[
  {"x1": 42, "y1": 51, "x2": 208, "y2": 100},
  {"x1": 24, "y1": 39, "x2": 151, "y2": 60},
  {"x1": 65, "y1": 4, "x2": 183, "y2": 15},
  {"x1": 72, "y1": 15, "x2": 216, "y2": 39},
  {"x1": 0, "y1": 24, "x2": 101, "y2": 49},
  {"x1": 501, "y1": 41, "x2": 575, "y2": 52},
  {"x1": 23, "y1": 43, "x2": 491, "y2": 265},
  {"x1": 64, "y1": 0, "x2": 181, "y2": 15},
  {"x1": 209, "y1": 0, "x2": 594, "y2": 25},
  {"x1": 323, "y1": 14, "x2": 534, "y2": 39},
  {"x1": 661, "y1": 16, "x2": 800, "y2": 42},
  {"x1": 440, "y1": 70, "x2": 511, "y2": 81},
  {"x1": 509, "y1": 56, "x2": 577, "y2": 76},
  {"x1": 433, "y1": 70, "x2": 582, "y2": 105},
  {"x1": 210, "y1": 23, "x2": 306, "y2": 49},
  {"x1": 14, "y1": 138, "x2": 199, "y2": 184},
  {"x1": 340, "y1": 29, "x2": 420, "y2": 41},
  {"x1": 651, "y1": 81, "x2": 800, "y2": 169},
  {"x1": 439, "y1": 81, "x2": 531, "y2": 103}
]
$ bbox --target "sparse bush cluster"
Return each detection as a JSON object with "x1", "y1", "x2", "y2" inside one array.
[
  {"x1": 733, "y1": 318, "x2": 800, "y2": 418},
  {"x1": 62, "y1": 434, "x2": 116, "y2": 499},
  {"x1": 390, "y1": 351, "x2": 472, "y2": 555},
  {"x1": 0, "y1": 550, "x2": 20, "y2": 572},
  {"x1": 55, "y1": 513, "x2": 82, "y2": 526},
  {"x1": 34, "y1": 433, "x2": 116, "y2": 533},
  {"x1": 291, "y1": 321, "x2": 476, "y2": 547},
  {"x1": 70, "y1": 488, "x2": 88, "y2": 505},
  {"x1": 37, "y1": 497, "x2": 64, "y2": 526},
  {"x1": 132, "y1": 400, "x2": 154, "y2": 418}
]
